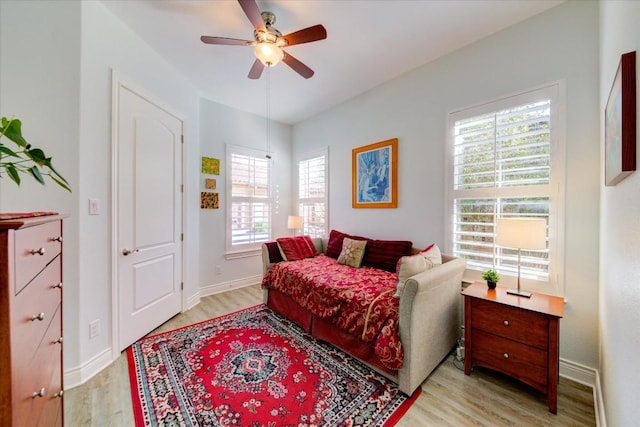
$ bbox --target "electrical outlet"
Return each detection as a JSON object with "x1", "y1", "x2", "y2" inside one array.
[{"x1": 89, "y1": 319, "x2": 100, "y2": 338}]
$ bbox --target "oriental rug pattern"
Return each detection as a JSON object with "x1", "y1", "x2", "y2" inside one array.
[{"x1": 127, "y1": 305, "x2": 418, "y2": 426}]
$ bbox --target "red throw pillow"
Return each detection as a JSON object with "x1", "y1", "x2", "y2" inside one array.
[
  {"x1": 276, "y1": 235, "x2": 318, "y2": 261},
  {"x1": 362, "y1": 239, "x2": 413, "y2": 272},
  {"x1": 325, "y1": 229, "x2": 372, "y2": 259}
]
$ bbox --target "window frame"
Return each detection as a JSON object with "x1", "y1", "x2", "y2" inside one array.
[
  {"x1": 294, "y1": 147, "x2": 329, "y2": 238},
  {"x1": 445, "y1": 82, "x2": 566, "y2": 293},
  {"x1": 225, "y1": 144, "x2": 273, "y2": 257}
]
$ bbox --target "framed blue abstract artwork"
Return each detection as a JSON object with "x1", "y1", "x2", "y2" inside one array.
[{"x1": 352, "y1": 138, "x2": 398, "y2": 208}]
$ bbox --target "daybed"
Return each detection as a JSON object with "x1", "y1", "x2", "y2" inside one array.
[{"x1": 260, "y1": 231, "x2": 466, "y2": 395}]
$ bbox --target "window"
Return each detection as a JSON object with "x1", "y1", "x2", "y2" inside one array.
[
  {"x1": 295, "y1": 149, "x2": 328, "y2": 238},
  {"x1": 226, "y1": 145, "x2": 272, "y2": 253},
  {"x1": 447, "y1": 83, "x2": 564, "y2": 287}
]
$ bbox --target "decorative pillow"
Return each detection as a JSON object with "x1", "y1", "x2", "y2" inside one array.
[
  {"x1": 265, "y1": 241, "x2": 284, "y2": 264},
  {"x1": 394, "y1": 253, "x2": 428, "y2": 298},
  {"x1": 362, "y1": 239, "x2": 413, "y2": 272},
  {"x1": 276, "y1": 235, "x2": 318, "y2": 261},
  {"x1": 337, "y1": 238, "x2": 367, "y2": 268},
  {"x1": 420, "y1": 243, "x2": 442, "y2": 267},
  {"x1": 325, "y1": 229, "x2": 371, "y2": 259}
]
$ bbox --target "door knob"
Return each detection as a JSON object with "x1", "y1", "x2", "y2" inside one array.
[{"x1": 122, "y1": 248, "x2": 139, "y2": 256}]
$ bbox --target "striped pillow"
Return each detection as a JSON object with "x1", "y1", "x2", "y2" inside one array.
[
  {"x1": 362, "y1": 239, "x2": 413, "y2": 272},
  {"x1": 276, "y1": 235, "x2": 318, "y2": 261}
]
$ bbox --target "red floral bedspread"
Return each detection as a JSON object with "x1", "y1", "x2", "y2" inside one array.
[{"x1": 261, "y1": 254, "x2": 403, "y2": 370}]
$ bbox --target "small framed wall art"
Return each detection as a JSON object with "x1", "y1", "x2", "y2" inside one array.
[
  {"x1": 352, "y1": 138, "x2": 398, "y2": 208},
  {"x1": 605, "y1": 51, "x2": 636, "y2": 186}
]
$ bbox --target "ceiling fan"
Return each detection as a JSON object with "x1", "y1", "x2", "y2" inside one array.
[{"x1": 200, "y1": 0, "x2": 327, "y2": 79}]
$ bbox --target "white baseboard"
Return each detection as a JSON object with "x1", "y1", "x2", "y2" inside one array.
[
  {"x1": 199, "y1": 275, "x2": 262, "y2": 297},
  {"x1": 185, "y1": 289, "x2": 201, "y2": 311},
  {"x1": 63, "y1": 347, "x2": 113, "y2": 390},
  {"x1": 559, "y1": 358, "x2": 605, "y2": 427}
]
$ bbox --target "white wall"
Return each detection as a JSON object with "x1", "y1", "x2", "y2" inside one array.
[
  {"x1": 199, "y1": 99, "x2": 292, "y2": 293},
  {"x1": 599, "y1": 2, "x2": 640, "y2": 425},
  {"x1": 1, "y1": 0, "x2": 202, "y2": 383},
  {"x1": 293, "y1": 1, "x2": 600, "y2": 369},
  {"x1": 0, "y1": 0, "x2": 83, "y2": 372}
]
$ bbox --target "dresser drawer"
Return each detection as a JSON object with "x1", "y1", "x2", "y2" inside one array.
[
  {"x1": 472, "y1": 328, "x2": 548, "y2": 391},
  {"x1": 14, "y1": 220, "x2": 62, "y2": 294},
  {"x1": 471, "y1": 298, "x2": 549, "y2": 349},
  {"x1": 12, "y1": 256, "x2": 62, "y2": 364},
  {"x1": 13, "y1": 305, "x2": 62, "y2": 427}
]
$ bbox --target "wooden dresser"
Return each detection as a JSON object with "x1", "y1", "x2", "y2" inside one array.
[
  {"x1": 0, "y1": 214, "x2": 65, "y2": 426},
  {"x1": 462, "y1": 281, "x2": 564, "y2": 413}
]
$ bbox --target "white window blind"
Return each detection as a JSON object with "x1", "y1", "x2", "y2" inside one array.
[
  {"x1": 227, "y1": 145, "x2": 271, "y2": 251},
  {"x1": 297, "y1": 150, "x2": 328, "y2": 238},
  {"x1": 448, "y1": 84, "x2": 563, "y2": 286}
]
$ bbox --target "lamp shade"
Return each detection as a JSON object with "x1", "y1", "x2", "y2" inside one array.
[
  {"x1": 254, "y1": 42, "x2": 284, "y2": 66},
  {"x1": 496, "y1": 218, "x2": 546, "y2": 250},
  {"x1": 287, "y1": 215, "x2": 303, "y2": 229}
]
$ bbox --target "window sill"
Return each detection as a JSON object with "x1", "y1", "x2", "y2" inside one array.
[{"x1": 224, "y1": 249, "x2": 261, "y2": 260}]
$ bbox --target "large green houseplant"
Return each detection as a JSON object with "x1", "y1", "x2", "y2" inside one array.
[{"x1": 0, "y1": 116, "x2": 71, "y2": 192}]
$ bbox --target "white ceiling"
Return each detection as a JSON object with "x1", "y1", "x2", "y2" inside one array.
[{"x1": 100, "y1": 0, "x2": 564, "y2": 125}]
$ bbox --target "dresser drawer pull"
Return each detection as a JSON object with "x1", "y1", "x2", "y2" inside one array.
[
  {"x1": 30, "y1": 312, "x2": 45, "y2": 322},
  {"x1": 52, "y1": 282, "x2": 63, "y2": 289},
  {"x1": 503, "y1": 320, "x2": 510, "y2": 326},
  {"x1": 30, "y1": 247, "x2": 46, "y2": 256},
  {"x1": 54, "y1": 390, "x2": 64, "y2": 398},
  {"x1": 51, "y1": 236, "x2": 63, "y2": 243},
  {"x1": 54, "y1": 337, "x2": 63, "y2": 344},
  {"x1": 32, "y1": 388, "x2": 46, "y2": 398},
  {"x1": 503, "y1": 353, "x2": 509, "y2": 359}
]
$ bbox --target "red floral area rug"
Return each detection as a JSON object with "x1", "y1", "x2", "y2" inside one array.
[{"x1": 127, "y1": 304, "x2": 419, "y2": 426}]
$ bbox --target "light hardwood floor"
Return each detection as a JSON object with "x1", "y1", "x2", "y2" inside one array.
[{"x1": 64, "y1": 285, "x2": 595, "y2": 426}]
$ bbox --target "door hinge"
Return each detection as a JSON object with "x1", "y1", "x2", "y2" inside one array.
[
  {"x1": 181, "y1": 282, "x2": 184, "y2": 290},
  {"x1": 181, "y1": 184, "x2": 184, "y2": 192},
  {"x1": 181, "y1": 233, "x2": 184, "y2": 241},
  {"x1": 181, "y1": 134, "x2": 184, "y2": 144}
]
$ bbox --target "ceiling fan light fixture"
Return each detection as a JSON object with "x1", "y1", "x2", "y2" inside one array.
[{"x1": 254, "y1": 42, "x2": 284, "y2": 66}]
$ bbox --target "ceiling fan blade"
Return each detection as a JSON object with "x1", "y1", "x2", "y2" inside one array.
[
  {"x1": 238, "y1": 0, "x2": 265, "y2": 31},
  {"x1": 282, "y1": 25, "x2": 327, "y2": 47},
  {"x1": 282, "y1": 51, "x2": 314, "y2": 79},
  {"x1": 200, "y1": 36, "x2": 253, "y2": 46},
  {"x1": 248, "y1": 58, "x2": 265, "y2": 79}
]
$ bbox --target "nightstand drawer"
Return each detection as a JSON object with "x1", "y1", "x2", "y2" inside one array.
[
  {"x1": 471, "y1": 298, "x2": 548, "y2": 349},
  {"x1": 472, "y1": 329, "x2": 547, "y2": 390},
  {"x1": 14, "y1": 220, "x2": 62, "y2": 294}
]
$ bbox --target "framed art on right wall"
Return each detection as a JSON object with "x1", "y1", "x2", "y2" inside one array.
[{"x1": 605, "y1": 51, "x2": 636, "y2": 186}]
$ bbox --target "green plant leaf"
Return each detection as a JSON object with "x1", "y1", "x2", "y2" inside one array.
[
  {"x1": 6, "y1": 163, "x2": 21, "y2": 186},
  {"x1": 48, "y1": 163, "x2": 70, "y2": 186},
  {"x1": 1, "y1": 118, "x2": 28, "y2": 147},
  {"x1": 27, "y1": 148, "x2": 48, "y2": 165},
  {"x1": 0, "y1": 145, "x2": 19, "y2": 158},
  {"x1": 29, "y1": 165, "x2": 45, "y2": 185},
  {"x1": 49, "y1": 174, "x2": 72, "y2": 192}
]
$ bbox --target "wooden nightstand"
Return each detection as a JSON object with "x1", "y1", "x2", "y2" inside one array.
[{"x1": 462, "y1": 281, "x2": 564, "y2": 414}]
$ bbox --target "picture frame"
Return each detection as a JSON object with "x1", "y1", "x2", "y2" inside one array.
[
  {"x1": 605, "y1": 51, "x2": 636, "y2": 186},
  {"x1": 352, "y1": 138, "x2": 398, "y2": 208}
]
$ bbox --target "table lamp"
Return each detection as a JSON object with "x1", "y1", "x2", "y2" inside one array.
[
  {"x1": 495, "y1": 218, "x2": 546, "y2": 298},
  {"x1": 287, "y1": 215, "x2": 303, "y2": 235}
]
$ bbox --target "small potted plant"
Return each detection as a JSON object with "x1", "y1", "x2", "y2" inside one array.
[{"x1": 482, "y1": 269, "x2": 500, "y2": 290}]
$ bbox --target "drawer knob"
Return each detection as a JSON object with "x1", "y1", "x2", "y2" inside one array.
[
  {"x1": 32, "y1": 388, "x2": 46, "y2": 398},
  {"x1": 51, "y1": 236, "x2": 63, "y2": 243},
  {"x1": 54, "y1": 390, "x2": 64, "y2": 398},
  {"x1": 503, "y1": 353, "x2": 509, "y2": 359},
  {"x1": 30, "y1": 247, "x2": 46, "y2": 256},
  {"x1": 503, "y1": 320, "x2": 510, "y2": 326},
  {"x1": 54, "y1": 337, "x2": 63, "y2": 344},
  {"x1": 30, "y1": 312, "x2": 45, "y2": 322},
  {"x1": 52, "y1": 282, "x2": 63, "y2": 289}
]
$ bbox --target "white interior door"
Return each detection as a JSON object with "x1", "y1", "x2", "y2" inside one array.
[{"x1": 117, "y1": 84, "x2": 183, "y2": 351}]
